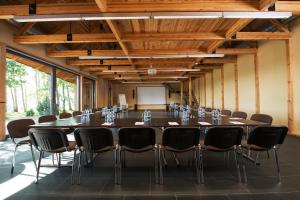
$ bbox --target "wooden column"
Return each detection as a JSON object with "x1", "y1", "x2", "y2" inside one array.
[
  {"x1": 221, "y1": 66, "x2": 225, "y2": 110},
  {"x1": 180, "y1": 81, "x2": 183, "y2": 104},
  {"x1": 80, "y1": 75, "x2": 84, "y2": 110},
  {"x1": 204, "y1": 75, "x2": 206, "y2": 107},
  {"x1": 254, "y1": 53, "x2": 260, "y2": 113},
  {"x1": 189, "y1": 77, "x2": 192, "y2": 106},
  {"x1": 211, "y1": 72, "x2": 214, "y2": 109},
  {"x1": 286, "y1": 39, "x2": 295, "y2": 133},
  {"x1": 0, "y1": 43, "x2": 6, "y2": 141},
  {"x1": 234, "y1": 63, "x2": 239, "y2": 111},
  {"x1": 199, "y1": 77, "x2": 202, "y2": 106}
]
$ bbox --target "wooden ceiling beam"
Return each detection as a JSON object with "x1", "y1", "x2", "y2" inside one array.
[
  {"x1": 133, "y1": 58, "x2": 195, "y2": 64},
  {"x1": 16, "y1": 22, "x2": 36, "y2": 36},
  {"x1": 122, "y1": 33, "x2": 225, "y2": 41},
  {"x1": 67, "y1": 59, "x2": 131, "y2": 66},
  {"x1": 269, "y1": 19, "x2": 290, "y2": 32},
  {"x1": 275, "y1": 1, "x2": 300, "y2": 14},
  {"x1": 20, "y1": 2, "x2": 259, "y2": 15},
  {"x1": 0, "y1": 5, "x2": 29, "y2": 18},
  {"x1": 216, "y1": 48, "x2": 257, "y2": 55},
  {"x1": 202, "y1": 58, "x2": 237, "y2": 64},
  {"x1": 236, "y1": 32, "x2": 291, "y2": 40},
  {"x1": 47, "y1": 49, "x2": 207, "y2": 58},
  {"x1": 260, "y1": 0, "x2": 277, "y2": 11},
  {"x1": 80, "y1": 65, "x2": 134, "y2": 72},
  {"x1": 14, "y1": 34, "x2": 117, "y2": 44}
]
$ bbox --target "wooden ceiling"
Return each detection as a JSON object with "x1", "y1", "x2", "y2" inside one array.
[{"x1": 0, "y1": 0, "x2": 298, "y2": 83}]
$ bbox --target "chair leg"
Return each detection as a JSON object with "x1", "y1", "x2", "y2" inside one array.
[
  {"x1": 11, "y1": 144, "x2": 18, "y2": 174},
  {"x1": 255, "y1": 152, "x2": 260, "y2": 165},
  {"x1": 154, "y1": 147, "x2": 158, "y2": 184},
  {"x1": 71, "y1": 149, "x2": 76, "y2": 185},
  {"x1": 78, "y1": 151, "x2": 82, "y2": 185},
  {"x1": 172, "y1": 152, "x2": 180, "y2": 167},
  {"x1": 36, "y1": 151, "x2": 43, "y2": 184},
  {"x1": 158, "y1": 147, "x2": 163, "y2": 184},
  {"x1": 114, "y1": 148, "x2": 118, "y2": 184},
  {"x1": 240, "y1": 147, "x2": 247, "y2": 184},
  {"x1": 29, "y1": 144, "x2": 37, "y2": 172},
  {"x1": 274, "y1": 148, "x2": 281, "y2": 183},
  {"x1": 234, "y1": 149, "x2": 241, "y2": 183},
  {"x1": 199, "y1": 149, "x2": 204, "y2": 184},
  {"x1": 195, "y1": 149, "x2": 200, "y2": 184},
  {"x1": 118, "y1": 148, "x2": 122, "y2": 184},
  {"x1": 163, "y1": 151, "x2": 167, "y2": 166}
]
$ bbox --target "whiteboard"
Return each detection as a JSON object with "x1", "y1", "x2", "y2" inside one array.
[{"x1": 137, "y1": 86, "x2": 166, "y2": 105}]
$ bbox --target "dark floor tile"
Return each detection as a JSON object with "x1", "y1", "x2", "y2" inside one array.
[
  {"x1": 177, "y1": 195, "x2": 229, "y2": 200},
  {"x1": 125, "y1": 195, "x2": 175, "y2": 200}
]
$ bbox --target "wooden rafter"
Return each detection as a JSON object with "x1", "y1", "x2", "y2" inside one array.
[
  {"x1": 269, "y1": 19, "x2": 290, "y2": 32},
  {"x1": 275, "y1": 1, "x2": 300, "y2": 14},
  {"x1": 260, "y1": 0, "x2": 277, "y2": 11},
  {"x1": 16, "y1": 22, "x2": 35, "y2": 36},
  {"x1": 216, "y1": 48, "x2": 257, "y2": 55},
  {"x1": 236, "y1": 32, "x2": 291, "y2": 40}
]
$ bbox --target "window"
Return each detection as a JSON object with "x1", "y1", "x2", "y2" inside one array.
[
  {"x1": 56, "y1": 69, "x2": 79, "y2": 113},
  {"x1": 6, "y1": 57, "x2": 51, "y2": 121}
]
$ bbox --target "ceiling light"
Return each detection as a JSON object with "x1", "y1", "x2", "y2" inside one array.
[
  {"x1": 223, "y1": 12, "x2": 292, "y2": 19},
  {"x1": 153, "y1": 12, "x2": 222, "y2": 19},
  {"x1": 159, "y1": 69, "x2": 201, "y2": 72},
  {"x1": 14, "y1": 14, "x2": 82, "y2": 22},
  {"x1": 82, "y1": 13, "x2": 151, "y2": 20}
]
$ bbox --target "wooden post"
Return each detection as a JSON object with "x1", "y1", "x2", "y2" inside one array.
[
  {"x1": 180, "y1": 81, "x2": 183, "y2": 104},
  {"x1": 254, "y1": 53, "x2": 260, "y2": 113},
  {"x1": 199, "y1": 76, "x2": 202, "y2": 106},
  {"x1": 204, "y1": 74, "x2": 206, "y2": 107},
  {"x1": 221, "y1": 66, "x2": 225, "y2": 110},
  {"x1": 211, "y1": 72, "x2": 214, "y2": 109},
  {"x1": 0, "y1": 43, "x2": 6, "y2": 141},
  {"x1": 189, "y1": 77, "x2": 192, "y2": 106},
  {"x1": 286, "y1": 39, "x2": 295, "y2": 133},
  {"x1": 80, "y1": 75, "x2": 84, "y2": 110},
  {"x1": 234, "y1": 63, "x2": 239, "y2": 111}
]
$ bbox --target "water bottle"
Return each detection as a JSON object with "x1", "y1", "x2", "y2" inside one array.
[{"x1": 198, "y1": 107, "x2": 205, "y2": 118}]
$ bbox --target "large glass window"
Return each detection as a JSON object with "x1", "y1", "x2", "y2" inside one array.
[
  {"x1": 56, "y1": 69, "x2": 78, "y2": 113},
  {"x1": 6, "y1": 57, "x2": 51, "y2": 121},
  {"x1": 82, "y1": 77, "x2": 95, "y2": 110}
]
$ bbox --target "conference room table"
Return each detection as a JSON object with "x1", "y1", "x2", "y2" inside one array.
[
  {"x1": 29, "y1": 110, "x2": 267, "y2": 129},
  {"x1": 29, "y1": 110, "x2": 268, "y2": 165}
]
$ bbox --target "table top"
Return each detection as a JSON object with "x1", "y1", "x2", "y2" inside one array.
[{"x1": 29, "y1": 110, "x2": 267, "y2": 129}]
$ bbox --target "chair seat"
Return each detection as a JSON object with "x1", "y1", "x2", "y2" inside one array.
[
  {"x1": 200, "y1": 140, "x2": 234, "y2": 152},
  {"x1": 160, "y1": 145, "x2": 196, "y2": 153},
  {"x1": 50, "y1": 141, "x2": 76, "y2": 153},
  {"x1": 241, "y1": 140, "x2": 269, "y2": 151}
]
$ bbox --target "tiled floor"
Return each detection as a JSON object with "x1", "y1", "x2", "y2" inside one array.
[{"x1": 1, "y1": 133, "x2": 300, "y2": 200}]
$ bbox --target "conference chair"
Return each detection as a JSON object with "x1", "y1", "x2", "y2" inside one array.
[
  {"x1": 232, "y1": 111, "x2": 247, "y2": 119},
  {"x1": 38, "y1": 115, "x2": 57, "y2": 123},
  {"x1": 250, "y1": 114, "x2": 273, "y2": 125},
  {"x1": 221, "y1": 110, "x2": 232, "y2": 116},
  {"x1": 74, "y1": 128, "x2": 116, "y2": 184},
  {"x1": 29, "y1": 128, "x2": 77, "y2": 184},
  {"x1": 159, "y1": 127, "x2": 201, "y2": 184},
  {"x1": 205, "y1": 108, "x2": 212, "y2": 112},
  {"x1": 72, "y1": 111, "x2": 82, "y2": 117},
  {"x1": 117, "y1": 127, "x2": 157, "y2": 184},
  {"x1": 199, "y1": 127, "x2": 245, "y2": 183},
  {"x1": 59, "y1": 112, "x2": 72, "y2": 119},
  {"x1": 7, "y1": 119, "x2": 37, "y2": 174},
  {"x1": 242, "y1": 126, "x2": 288, "y2": 182}
]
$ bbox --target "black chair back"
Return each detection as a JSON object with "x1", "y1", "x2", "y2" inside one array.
[
  {"x1": 232, "y1": 111, "x2": 247, "y2": 119},
  {"x1": 73, "y1": 111, "x2": 82, "y2": 117},
  {"x1": 7, "y1": 119, "x2": 35, "y2": 139},
  {"x1": 205, "y1": 127, "x2": 243, "y2": 149},
  {"x1": 29, "y1": 129, "x2": 68, "y2": 152},
  {"x1": 38, "y1": 115, "x2": 57, "y2": 123},
  {"x1": 250, "y1": 114, "x2": 273, "y2": 125},
  {"x1": 221, "y1": 110, "x2": 232, "y2": 116},
  {"x1": 75, "y1": 128, "x2": 113, "y2": 152},
  {"x1": 119, "y1": 128, "x2": 155, "y2": 149},
  {"x1": 59, "y1": 112, "x2": 72, "y2": 119},
  {"x1": 162, "y1": 128, "x2": 200, "y2": 150},
  {"x1": 247, "y1": 126, "x2": 288, "y2": 149},
  {"x1": 205, "y1": 108, "x2": 212, "y2": 112}
]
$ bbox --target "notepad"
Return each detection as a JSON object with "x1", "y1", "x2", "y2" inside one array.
[
  {"x1": 229, "y1": 121, "x2": 245, "y2": 125},
  {"x1": 168, "y1": 122, "x2": 179, "y2": 126},
  {"x1": 135, "y1": 122, "x2": 144, "y2": 126},
  {"x1": 102, "y1": 122, "x2": 113, "y2": 126},
  {"x1": 198, "y1": 122, "x2": 211, "y2": 125},
  {"x1": 229, "y1": 117, "x2": 242, "y2": 120}
]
